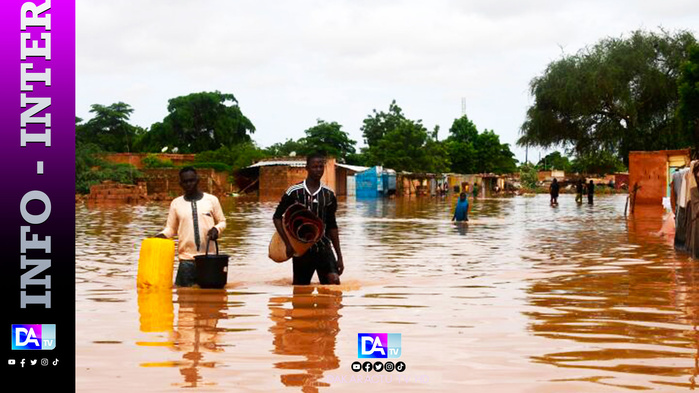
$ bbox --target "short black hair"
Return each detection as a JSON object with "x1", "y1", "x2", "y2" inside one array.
[
  {"x1": 179, "y1": 166, "x2": 197, "y2": 177},
  {"x1": 306, "y1": 152, "x2": 326, "y2": 165}
]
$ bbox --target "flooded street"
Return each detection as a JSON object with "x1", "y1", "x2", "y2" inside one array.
[{"x1": 76, "y1": 195, "x2": 699, "y2": 392}]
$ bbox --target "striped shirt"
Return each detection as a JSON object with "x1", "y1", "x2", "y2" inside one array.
[{"x1": 273, "y1": 180, "x2": 338, "y2": 249}]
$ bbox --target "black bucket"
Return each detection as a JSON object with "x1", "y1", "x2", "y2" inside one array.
[{"x1": 194, "y1": 239, "x2": 229, "y2": 289}]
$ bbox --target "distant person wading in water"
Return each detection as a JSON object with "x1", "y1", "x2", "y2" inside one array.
[
  {"x1": 575, "y1": 179, "x2": 584, "y2": 204},
  {"x1": 549, "y1": 178, "x2": 560, "y2": 206},
  {"x1": 452, "y1": 192, "x2": 470, "y2": 222},
  {"x1": 588, "y1": 180, "x2": 595, "y2": 205}
]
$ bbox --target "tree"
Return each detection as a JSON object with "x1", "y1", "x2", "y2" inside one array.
[
  {"x1": 361, "y1": 100, "x2": 405, "y2": 148},
  {"x1": 537, "y1": 151, "x2": 571, "y2": 171},
  {"x1": 570, "y1": 150, "x2": 626, "y2": 175},
  {"x1": 196, "y1": 141, "x2": 268, "y2": 171},
  {"x1": 264, "y1": 139, "x2": 307, "y2": 157},
  {"x1": 445, "y1": 115, "x2": 518, "y2": 174},
  {"x1": 473, "y1": 130, "x2": 518, "y2": 174},
  {"x1": 375, "y1": 119, "x2": 450, "y2": 173},
  {"x1": 77, "y1": 102, "x2": 141, "y2": 152},
  {"x1": 678, "y1": 44, "x2": 699, "y2": 149},
  {"x1": 298, "y1": 119, "x2": 356, "y2": 162},
  {"x1": 519, "y1": 163, "x2": 539, "y2": 188},
  {"x1": 445, "y1": 115, "x2": 478, "y2": 174},
  {"x1": 136, "y1": 91, "x2": 255, "y2": 153},
  {"x1": 518, "y1": 29, "x2": 697, "y2": 165}
]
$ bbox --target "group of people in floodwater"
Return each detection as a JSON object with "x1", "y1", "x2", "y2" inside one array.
[
  {"x1": 549, "y1": 178, "x2": 596, "y2": 206},
  {"x1": 671, "y1": 162, "x2": 699, "y2": 258}
]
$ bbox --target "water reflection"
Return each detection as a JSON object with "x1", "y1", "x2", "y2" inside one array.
[
  {"x1": 172, "y1": 288, "x2": 228, "y2": 388},
  {"x1": 524, "y1": 201, "x2": 699, "y2": 390},
  {"x1": 137, "y1": 288, "x2": 173, "y2": 333},
  {"x1": 78, "y1": 195, "x2": 699, "y2": 391},
  {"x1": 269, "y1": 287, "x2": 343, "y2": 393}
]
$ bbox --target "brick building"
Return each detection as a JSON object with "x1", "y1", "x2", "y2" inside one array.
[{"x1": 628, "y1": 149, "x2": 690, "y2": 205}]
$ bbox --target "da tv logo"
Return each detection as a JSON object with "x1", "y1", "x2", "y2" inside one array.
[
  {"x1": 11, "y1": 324, "x2": 56, "y2": 350},
  {"x1": 358, "y1": 333, "x2": 401, "y2": 359}
]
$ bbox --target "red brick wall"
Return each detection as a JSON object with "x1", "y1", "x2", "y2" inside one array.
[
  {"x1": 100, "y1": 153, "x2": 196, "y2": 169},
  {"x1": 258, "y1": 158, "x2": 337, "y2": 199},
  {"x1": 628, "y1": 150, "x2": 689, "y2": 205},
  {"x1": 87, "y1": 181, "x2": 147, "y2": 203},
  {"x1": 143, "y1": 168, "x2": 230, "y2": 197}
]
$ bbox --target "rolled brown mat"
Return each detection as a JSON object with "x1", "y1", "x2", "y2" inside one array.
[{"x1": 269, "y1": 203, "x2": 325, "y2": 262}]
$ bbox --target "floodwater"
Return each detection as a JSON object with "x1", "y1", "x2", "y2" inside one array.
[{"x1": 76, "y1": 194, "x2": 699, "y2": 392}]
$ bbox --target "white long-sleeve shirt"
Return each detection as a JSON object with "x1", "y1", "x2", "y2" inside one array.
[{"x1": 159, "y1": 193, "x2": 226, "y2": 260}]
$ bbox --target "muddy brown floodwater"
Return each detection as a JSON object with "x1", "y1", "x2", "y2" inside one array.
[{"x1": 76, "y1": 194, "x2": 699, "y2": 392}]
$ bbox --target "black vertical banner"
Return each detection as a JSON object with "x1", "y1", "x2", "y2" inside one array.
[{"x1": 0, "y1": 0, "x2": 76, "y2": 389}]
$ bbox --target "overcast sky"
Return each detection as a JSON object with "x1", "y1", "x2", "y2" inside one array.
[{"x1": 76, "y1": 0, "x2": 699, "y2": 163}]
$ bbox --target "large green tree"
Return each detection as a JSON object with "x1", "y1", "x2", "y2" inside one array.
[
  {"x1": 77, "y1": 102, "x2": 142, "y2": 152},
  {"x1": 361, "y1": 100, "x2": 405, "y2": 148},
  {"x1": 445, "y1": 115, "x2": 518, "y2": 174},
  {"x1": 136, "y1": 91, "x2": 255, "y2": 153},
  {"x1": 537, "y1": 151, "x2": 571, "y2": 171},
  {"x1": 298, "y1": 119, "x2": 356, "y2": 162},
  {"x1": 570, "y1": 150, "x2": 626, "y2": 175},
  {"x1": 445, "y1": 115, "x2": 478, "y2": 174},
  {"x1": 518, "y1": 29, "x2": 697, "y2": 165},
  {"x1": 264, "y1": 138, "x2": 307, "y2": 157},
  {"x1": 678, "y1": 44, "x2": 699, "y2": 148},
  {"x1": 375, "y1": 119, "x2": 449, "y2": 173}
]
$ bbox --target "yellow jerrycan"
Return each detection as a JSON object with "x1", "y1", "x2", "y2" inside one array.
[{"x1": 137, "y1": 238, "x2": 176, "y2": 289}]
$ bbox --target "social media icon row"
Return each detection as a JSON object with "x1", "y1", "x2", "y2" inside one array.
[
  {"x1": 8, "y1": 358, "x2": 58, "y2": 367},
  {"x1": 351, "y1": 361, "x2": 405, "y2": 372}
]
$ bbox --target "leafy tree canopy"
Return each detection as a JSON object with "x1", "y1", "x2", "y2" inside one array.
[
  {"x1": 445, "y1": 115, "x2": 518, "y2": 174},
  {"x1": 299, "y1": 119, "x2": 356, "y2": 162},
  {"x1": 77, "y1": 102, "x2": 142, "y2": 152},
  {"x1": 136, "y1": 91, "x2": 255, "y2": 153},
  {"x1": 518, "y1": 29, "x2": 697, "y2": 165},
  {"x1": 678, "y1": 44, "x2": 699, "y2": 148}
]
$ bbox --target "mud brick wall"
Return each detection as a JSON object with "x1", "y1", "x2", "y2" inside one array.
[
  {"x1": 87, "y1": 181, "x2": 147, "y2": 203},
  {"x1": 143, "y1": 168, "x2": 230, "y2": 196},
  {"x1": 629, "y1": 150, "x2": 689, "y2": 205},
  {"x1": 100, "y1": 153, "x2": 196, "y2": 169},
  {"x1": 258, "y1": 158, "x2": 337, "y2": 199}
]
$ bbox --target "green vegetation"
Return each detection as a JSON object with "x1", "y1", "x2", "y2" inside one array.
[
  {"x1": 79, "y1": 29, "x2": 698, "y2": 195},
  {"x1": 518, "y1": 29, "x2": 697, "y2": 165},
  {"x1": 75, "y1": 143, "x2": 142, "y2": 194},
  {"x1": 445, "y1": 115, "x2": 518, "y2": 174},
  {"x1": 141, "y1": 154, "x2": 174, "y2": 169},
  {"x1": 519, "y1": 163, "x2": 539, "y2": 189},
  {"x1": 136, "y1": 91, "x2": 255, "y2": 153},
  {"x1": 678, "y1": 44, "x2": 699, "y2": 149}
]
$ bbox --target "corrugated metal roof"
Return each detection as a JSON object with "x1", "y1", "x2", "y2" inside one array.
[
  {"x1": 247, "y1": 160, "x2": 306, "y2": 168},
  {"x1": 336, "y1": 163, "x2": 370, "y2": 173}
]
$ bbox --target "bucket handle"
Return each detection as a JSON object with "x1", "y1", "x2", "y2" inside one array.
[{"x1": 204, "y1": 236, "x2": 219, "y2": 256}]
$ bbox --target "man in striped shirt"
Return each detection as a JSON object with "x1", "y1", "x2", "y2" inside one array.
[{"x1": 273, "y1": 153, "x2": 344, "y2": 285}]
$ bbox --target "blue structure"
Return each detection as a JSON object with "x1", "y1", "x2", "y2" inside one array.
[
  {"x1": 356, "y1": 166, "x2": 396, "y2": 198},
  {"x1": 381, "y1": 170, "x2": 397, "y2": 196}
]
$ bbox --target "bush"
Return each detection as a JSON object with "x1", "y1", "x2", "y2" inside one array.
[
  {"x1": 142, "y1": 154, "x2": 174, "y2": 168},
  {"x1": 189, "y1": 162, "x2": 233, "y2": 172},
  {"x1": 76, "y1": 142, "x2": 143, "y2": 194}
]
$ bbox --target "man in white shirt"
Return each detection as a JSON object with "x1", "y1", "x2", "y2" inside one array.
[{"x1": 155, "y1": 167, "x2": 226, "y2": 287}]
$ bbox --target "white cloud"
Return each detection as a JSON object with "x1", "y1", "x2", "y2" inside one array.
[{"x1": 76, "y1": 0, "x2": 699, "y2": 162}]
